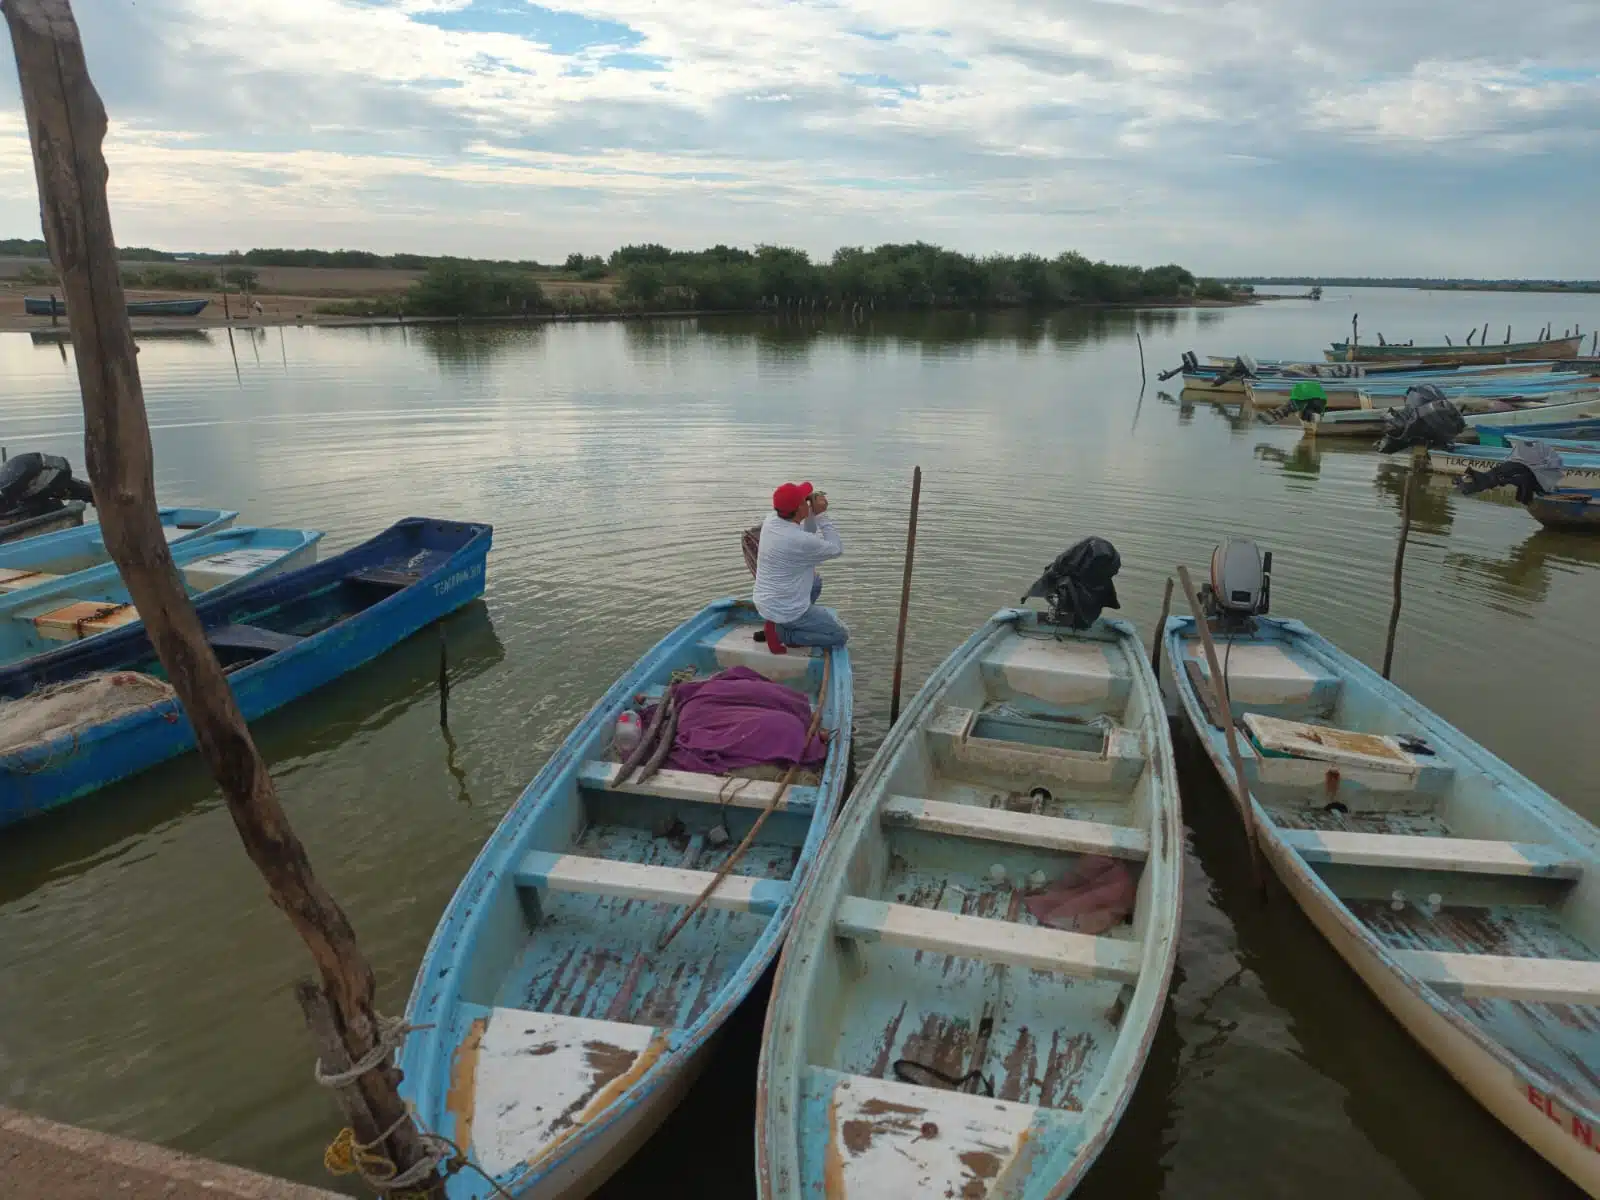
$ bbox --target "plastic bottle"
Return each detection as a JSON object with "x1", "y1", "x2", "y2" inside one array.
[{"x1": 615, "y1": 710, "x2": 643, "y2": 756}]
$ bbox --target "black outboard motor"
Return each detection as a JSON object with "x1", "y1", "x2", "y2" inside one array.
[
  {"x1": 1158, "y1": 350, "x2": 1201, "y2": 383},
  {"x1": 1199, "y1": 538, "x2": 1272, "y2": 633},
  {"x1": 1021, "y1": 537, "x2": 1122, "y2": 630},
  {"x1": 1376, "y1": 384, "x2": 1466, "y2": 454},
  {"x1": 1459, "y1": 439, "x2": 1565, "y2": 504},
  {"x1": 0, "y1": 452, "x2": 94, "y2": 521}
]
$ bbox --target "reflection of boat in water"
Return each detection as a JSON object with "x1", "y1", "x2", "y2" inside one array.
[
  {"x1": 1254, "y1": 441, "x2": 1322, "y2": 479},
  {"x1": 31, "y1": 327, "x2": 215, "y2": 345},
  {"x1": 1445, "y1": 529, "x2": 1600, "y2": 606},
  {"x1": 25, "y1": 296, "x2": 210, "y2": 318}
]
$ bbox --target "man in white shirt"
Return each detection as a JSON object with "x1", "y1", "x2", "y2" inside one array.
[{"x1": 752, "y1": 480, "x2": 848, "y2": 651}]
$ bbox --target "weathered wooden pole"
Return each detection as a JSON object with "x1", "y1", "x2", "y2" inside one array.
[
  {"x1": 1135, "y1": 330, "x2": 1147, "y2": 389},
  {"x1": 888, "y1": 465, "x2": 922, "y2": 725},
  {"x1": 2, "y1": 3, "x2": 441, "y2": 1193},
  {"x1": 1148, "y1": 576, "x2": 1174, "y2": 675},
  {"x1": 1381, "y1": 449, "x2": 1424, "y2": 680}
]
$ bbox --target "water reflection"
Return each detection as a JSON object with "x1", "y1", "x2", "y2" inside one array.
[
  {"x1": 1373, "y1": 459, "x2": 1455, "y2": 534},
  {"x1": 1255, "y1": 439, "x2": 1322, "y2": 480},
  {"x1": 1445, "y1": 530, "x2": 1600, "y2": 608}
]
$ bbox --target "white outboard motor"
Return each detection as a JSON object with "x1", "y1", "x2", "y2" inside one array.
[{"x1": 1201, "y1": 538, "x2": 1272, "y2": 629}]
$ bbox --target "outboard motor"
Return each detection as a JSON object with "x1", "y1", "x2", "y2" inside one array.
[
  {"x1": 1376, "y1": 384, "x2": 1466, "y2": 454},
  {"x1": 1210, "y1": 353, "x2": 1260, "y2": 389},
  {"x1": 1158, "y1": 350, "x2": 1201, "y2": 383},
  {"x1": 1021, "y1": 537, "x2": 1122, "y2": 630},
  {"x1": 1199, "y1": 538, "x2": 1272, "y2": 633},
  {"x1": 1459, "y1": 439, "x2": 1565, "y2": 503},
  {"x1": 0, "y1": 452, "x2": 94, "y2": 520}
]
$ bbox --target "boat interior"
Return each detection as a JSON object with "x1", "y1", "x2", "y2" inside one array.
[
  {"x1": 775, "y1": 614, "x2": 1176, "y2": 1197},
  {"x1": 1172, "y1": 619, "x2": 1600, "y2": 1114},
  {"x1": 405, "y1": 609, "x2": 848, "y2": 1188}
]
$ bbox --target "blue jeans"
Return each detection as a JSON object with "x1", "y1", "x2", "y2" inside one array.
[{"x1": 777, "y1": 576, "x2": 849, "y2": 648}]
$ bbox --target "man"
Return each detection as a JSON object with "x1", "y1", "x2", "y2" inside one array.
[{"x1": 753, "y1": 480, "x2": 848, "y2": 650}]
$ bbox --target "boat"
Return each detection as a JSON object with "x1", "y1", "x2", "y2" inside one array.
[
  {"x1": 1246, "y1": 375, "x2": 1595, "y2": 412},
  {"x1": 759, "y1": 605, "x2": 1181, "y2": 1199},
  {"x1": 1476, "y1": 431, "x2": 1600, "y2": 453},
  {"x1": 1164, "y1": 574, "x2": 1600, "y2": 1194},
  {"x1": 1429, "y1": 443, "x2": 1600, "y2": 486},
  {"x1": 1325, "y1": 334, "x2": 1584, "y2": 364},
  {"x1": 0, "y1": 517, "x2": 490, "y2": 825},
  {"x1": 1526, "y1": 488, "x2": 1600, "y2": 531},
  {"x1": 0, "y1": 506, "x2": 235, "y2": 575},
  {"x1": 0, "y1": 524, "x2": 322, "y2": 665},
  {"x1": 0, "y1": 502, "x2": 86, "y2": 544},
  {"x1": 1469, "y1": 394, "x2": 1600, "y2": 431},
  {"x1": 24, "y1": 296, "x2": 211, "y2": 318},
  {"x1": 399, "y1": 599, "x2": 852, "y2": 1199}
]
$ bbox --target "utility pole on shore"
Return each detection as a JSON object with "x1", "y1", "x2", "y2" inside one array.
[{"x1": 2, "y1": 2, "x2": 442, "y2": 1193}]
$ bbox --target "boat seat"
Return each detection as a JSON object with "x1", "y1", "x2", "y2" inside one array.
[
  {"x1": 927, "y1": 706, "x2": 1144, "y2": 790},
  {"x1": 577, "y1": 761, "x2": 819, "y2": 815},
  {"x1": 980, "y1": 636, "x2": 1131, "y2": 710},
  {"x1": 834, "y1": 896, "x2": 1140, "y2": 984},
  {"x1": 206, "y1": 623, "x2": 305, "y2": 655},
  {"x1": 800, "y1": 1066, "x2": 1076, "y2": 1199},
  {"x1": 1278, "y1": 828, "x2": 1582, "y2": 880},
  {"x1": 881, "y1": 795, "x2": 1149, "y2": 861},
  {"x1": 1243, "y1": 713, "x2": 1456, "y2": 803},
  {"x1": 29, "y1": 600, "x2": 139, "y2": 641},
  {"x1": 1394, "y1": 949, "x2": 1600, "y2": 1006},
  {"x1": 449, "y1": 1005, "x2": 670, "y2": 1178},
  {"x1": 0, "y1": 568, "x2": 59, "y2": 592},
  {"x1": 697, "y1": 624, "x2": 817, "y2": 682},
  {"x1": 345, "y1": 566, "x2": 419, "y2": 591},
  {"x1": 1182, "y1": 640, "x2": 1341, "y2": 710},
  {"x1": 514, "y1": 849, "x2": 791, "y2": 915},
  {"x1": 180, "y1": 547, "x2": 291, "y2": 593}
]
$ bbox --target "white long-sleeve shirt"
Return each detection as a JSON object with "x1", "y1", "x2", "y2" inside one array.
[{"x1": 752, "y1": 512, "x2": 843, "y2": 623}]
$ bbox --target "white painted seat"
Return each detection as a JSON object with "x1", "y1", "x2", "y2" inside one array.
[
  {"x1": 1394, "y1": 949, "x2": 1600, "y2": 1006},
  {"x1": 800, "y1": 1066, "x2": 1075, "y2": 1199},
  {"x1": 577, "y1": 760, "x2": 819, "y2": 815},
  {"x1": 697, "y1": 624, "x2": 817, "y2": 681},
  {"x1": 514, "y1": 849, "x2": 790, "y2": 915},
  {"x1": 0, "y1": 568, "x2": 60, "y2": 592},
  {"x1": 881, "y1": 795, "x2": 1149, "y2": 861},
  {"x1": 835, "y1": 896, "x2": 1140, "y2": 983},
  {"x1": 449, "y1": 1006, "x2": 670, "y2": 1178},
  {"x1": 1278, "y1": 828, "x2": 1582, "y2": 880},
  {"x1": 979, "y1": 635, "x2": 1128, "y2": 708},
  {"x1": 926, "y1": 706, "x2": 1144, "y2": 789},
  {"x1": 1183, "y1": 640, "x2": 1340, "y2": 708}
]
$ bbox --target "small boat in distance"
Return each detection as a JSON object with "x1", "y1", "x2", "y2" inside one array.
[
  {"x1": 760, "y1": 595, "x2": 1181, "y2": 1198},
  {"x1": 400, "y1": 600, "x2": 852, "y2": 1199},
  {"x1": 0, "y1": 517, "x2": 490, "y2": 825},
  {"x1": 1165, "y1": 541, "x2": 1600, "y2": 1195},
  {"x1": 24, "y1": 296, "x2": 211, "y2": 318},
  {"x1": 1325, "y1": 333, "x2": 1583, "y2": 365},
  {"x1": 0, "y1": 507, "x2": 235, "y2": 576}
]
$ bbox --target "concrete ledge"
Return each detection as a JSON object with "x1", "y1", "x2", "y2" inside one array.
[{"x1": 0, "y1": 1106, "x2": 343, "y2": 1199}]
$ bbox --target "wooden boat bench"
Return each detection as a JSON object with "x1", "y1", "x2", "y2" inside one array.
[
  {"x1": 927, "y1": 706, "x2": 1145, "y2": 790},
  {"x1": 1395, "y1": 948, "x2": 1600, "y2": 1006},
  {"x1": 880, "y1": 794, "x2": 1149, "y2": 861},
  {"x1": 1278, "y1": 828, "x2": 1583, "y2": 881},
  {"x1": 0, "y1": 568, "x2": 60, "y2": 593},
  {"x1": 206, "y1": 623, "x2": 306, "y2": 656},
  {"x1": 345, "y1": 566, "x2": 421, "y2": 593},
  {"x1": 696, "y1": 624, "x2": 818, "y2": 683},
  {"x1": 29, "y1": 599, "x2": 140, "y2": 641},
  {"x1": 1182, "y1": 640, "x2": 1342, "y2": 713},
  {"x1": 514, "y1": 849, "x2": 791, "y2": 916},
  {"x1": 979, "y1": 636, "x2": 1131, "y2": 711},
  {"x1": 834, "y1": 896, "x2": 1141, "y2": 984},
  {"x1": 577, "y1": 761, "x2": 820, "y2": 816}
]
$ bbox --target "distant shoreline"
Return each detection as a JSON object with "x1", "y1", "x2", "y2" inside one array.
[{"x1": 1240, "y1": 279, "x2": 1600, "y2": 295}]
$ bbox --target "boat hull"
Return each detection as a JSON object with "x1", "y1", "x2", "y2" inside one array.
[
  {"x1": 1326, "y1": 336, "x2": 1583, "y2": 364},
  {"x1": 0, "y1": 503, "x2": 86, "y2": 544},
  {"x1": 1429, "y1": 447, "x2": 1600, "y2": 486},
  {"x1": 1527, "y1": 490, "x2": 1600, "y2": 531}
]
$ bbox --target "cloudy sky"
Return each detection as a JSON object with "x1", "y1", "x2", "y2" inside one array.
[{"x1": 0, "y1": 0, "x2": 1596, "y2": 275}]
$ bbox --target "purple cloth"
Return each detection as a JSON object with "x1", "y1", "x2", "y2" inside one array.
[{"x1": 642, "y1": 666, "x2": 825, "y2": 776}]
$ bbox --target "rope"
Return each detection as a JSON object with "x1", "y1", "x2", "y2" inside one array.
[{"x1": 312, "y1": 1014, "x2": 424, "y2": 1088}]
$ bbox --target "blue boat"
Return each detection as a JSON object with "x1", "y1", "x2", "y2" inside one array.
[
  {"x1": 759, "y1": 609, "x2": 1181, "y2": 1200},
  {"x1": 1430, "y1": 442, "x2": 1600, "y2": 486},
  {"x1": 1165, "y1": 612, "x2": 1600, "y2": 1194},
  {"x1": 0, "y1": 507, "x2": 236, "y2": 577},
  {"x1": 0, "y1": 517, "x2": 490, "y2": 825},
  {"x1": 1477, "y1": 430, "x2": 1600, "y2": 452},
  {"x1": 0, "y1": 525, "x2": 322, "y2": 664},
  {"x1": 1526, "y1": 488, "x2": 1600, "y2": 531},
  {"x1": 399, "y1": 600, "x2": 852, "y2": 1199},
  {"x1": 24, "y1": 296, "x2": 211, "y2": 318}
]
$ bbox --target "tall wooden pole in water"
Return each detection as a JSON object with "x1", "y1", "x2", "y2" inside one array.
[
  {"x1": 888, "y1": 465, "x2": 923, "y2": 725},
  {"x1": 1, "y1": 2, "x2": 441, "y2": 1192},
  {"x1": 1382, "y1": 449, "x2": 1424, "y2": 680}
]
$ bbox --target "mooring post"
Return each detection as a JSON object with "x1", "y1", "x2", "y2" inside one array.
[
  {"x1": 1136, "y1": 330, "x2": 1147, "y2": 389},
  {"x1": 49, "y1": 289, "x2": 56, "y2": 325},
  {"x1": 888, "y1": 465, "x2": 923, "y2": 725},
  {"x1": 2, "y1": 2, "x2": 442, "y2": 1193},
  {"x1": 1149, "y1": 576, "x2": 1174, "y2": 675},
  {"x1": 1382, "y1": 448, "x2": 1424, "y2": 680}
]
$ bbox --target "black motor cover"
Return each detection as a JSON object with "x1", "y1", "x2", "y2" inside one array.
[
  {"x1": 1021, "y1": 537, "x2": 1122, "y2": 629},
  {"x1": 1376, "y1": 384, "x2": 1466, "y2": 454},
  {"x1": 0, "y1": 452, "x2": 92, "y2": 519}
]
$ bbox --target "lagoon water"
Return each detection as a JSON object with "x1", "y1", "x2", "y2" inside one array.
[{"x1": 1, "y1": 286, "x2": 1597, "y2": 1197}]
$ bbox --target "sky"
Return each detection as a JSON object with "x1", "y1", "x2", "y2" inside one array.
[{"x1": 0, "y1": 0, "x2": 1596, "y2": 276}]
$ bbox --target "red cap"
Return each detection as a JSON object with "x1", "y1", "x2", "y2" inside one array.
[{"x1": 772, "y1": 481, "x2": 814, "y2": 514}]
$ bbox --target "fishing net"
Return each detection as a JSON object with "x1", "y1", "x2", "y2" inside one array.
[{"x1": 0, "y1": 672, "x2": 175, "y2": 756}]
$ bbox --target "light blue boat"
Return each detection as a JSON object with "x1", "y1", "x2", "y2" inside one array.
[
  {"x1": 0, "y1": 517, "x2": 489, "y2": 824},
  {"x1": 1476, "y1": 430, "x2": 1600, "y2": 453},
  {"x1": 1164, "y1": 614, "x2": 1600, "y2": 1194},
  {"x1": 759, "y1": 610, "x2": 1180, "y2": 1200},
  {"x1": 0, "y1": 507, "x2": 236, "y2": 578},
  {"x1": 0, "y1": 525, "x2": 320, "y2": 664},
  {"x1": 399, "y1": 600, "x2": 852, "y2": 1199},
  {"x1": 1429, "y1": 442, "x2": 1600, "y2": 486}
]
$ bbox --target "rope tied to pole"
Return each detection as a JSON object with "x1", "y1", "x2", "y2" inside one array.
[{"x1": 312, "y1": 1013, "x2": 427, "y2": 1088}]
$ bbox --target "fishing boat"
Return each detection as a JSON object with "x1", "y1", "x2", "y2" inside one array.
[
  {"x1": 1476, "y1": 431, "x2": 1600, "y2": 453},
  {"x1": 399, "y1": 599, "x2": 852, "y2": 1199},
  {"x1": 759, "y1": 600, "x2": 1181, "y2": 1198},
  {"x1": 0, "y1": 503, "x2": 87, "y2": 544},
  {"x1": 1429, "y1": 443, "x2": 1600, "y2": 486},
  {"x1": 1247, "y1": 375, "x2": 1594, "y2": 412},
  {"x1": 24, "y1": 296, "x2": 210, "y2": 318},
  {"x1": 1164, "y1": 544, "x2": 1600, "y2": 1195},
  {"x1": 1470, "y1": 394, "x2": 1600, "y2": 432},
  {"x1": 1325, "y1": 333, "x2": 1583, "y2": 365},
  {"x1": 1525, "y1": 488, "x2": 1600, "y2": 531},
  {"x1": 0, "y1": 517, "x2": 490, "y2": 825},
  {"x1": 0, "y1": 506, "x2": 235, "y2": 575},
  {"x1": 0, "y1": 524, "x2": 321, "y2": 665}
]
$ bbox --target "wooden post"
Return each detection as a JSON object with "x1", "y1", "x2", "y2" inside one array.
[
  {"x1": 49, "y1": 288, "x2": 56, "y2": 324},
  {"x1": 1175, "y1": 566, "x2": 1265, "y2": 895},
  {"x1": 1506, "y1": 325, "x2": 1511, "y2": 345},
  {"x1": 1135, "y1": 330, "x2": 1147, "y2": 389},
  {"x1": 1481, "y1": 321, "x2": 1488, "y2": 345},
  {"x1": 1349, "y1": 313, "x2": 1358, "y2": 362},
  {"x1": 888, "y1": 465, "x2": 923, "y2": 725},
  {"x1": 2, "y1": 3, "x2": 442, "y2": 1193},
  {"x1": 1382, "y1": 449, "x2": 1422, "y2": 680},
  {"x1": 1149, "y1": 576, "x2": 1174, "y2": 675}
]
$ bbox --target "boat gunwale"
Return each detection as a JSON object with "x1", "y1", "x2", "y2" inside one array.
[
  {"x1": 1163, "y1": 614, "x2": 1600, "y2": 1128},
  {"x1": 755, "y1": 609, "x2": 1184, "y2": 1200},
  {"x1": 399, "y1": 597, "x2": 854, "y2": 1198}
]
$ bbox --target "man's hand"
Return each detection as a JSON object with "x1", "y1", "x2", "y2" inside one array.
[{"x1": 810, "y1": 491, "x2": 829, "y2": 516}]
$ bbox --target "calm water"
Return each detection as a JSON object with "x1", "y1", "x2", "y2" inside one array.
[{"x1": 1, "y1": 287, "x2": 1598, "y2": 1197}]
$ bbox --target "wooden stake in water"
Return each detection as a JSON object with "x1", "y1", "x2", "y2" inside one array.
[
  {"x1": 1149, "y1": 576, "x2": 1174, "y2": 674},
  {"x1": 889, "y1": 465, "x2": 923, "y2": 725},
  {"x1": 1136, "y1": 330, "x2": 1147, "y2": 389},
  {"x1": 1382, "y1": 449, "x2": 1423, "y2": 680},
  {"x1": 1, "y1": 2, "x2": 442, "y2": 1192}
]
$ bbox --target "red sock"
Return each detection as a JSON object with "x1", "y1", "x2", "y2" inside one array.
[{"x1": 763, "y1": 621, "x2": 788, "y2": 654}]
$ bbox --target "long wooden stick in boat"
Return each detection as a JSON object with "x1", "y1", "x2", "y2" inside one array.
[
  {"x1": 1149, "y1": 576, "x2": 1174, "y2": 674},
  {"x1": 888, "y1": 466, "x2": 922, "y2": 725},
  {"x1": 658, "y1": 651, "x2": 832, "y2": 949},
  {"x1": 1176, "y1": 566, "x2": 1265, "y2": 895}
]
